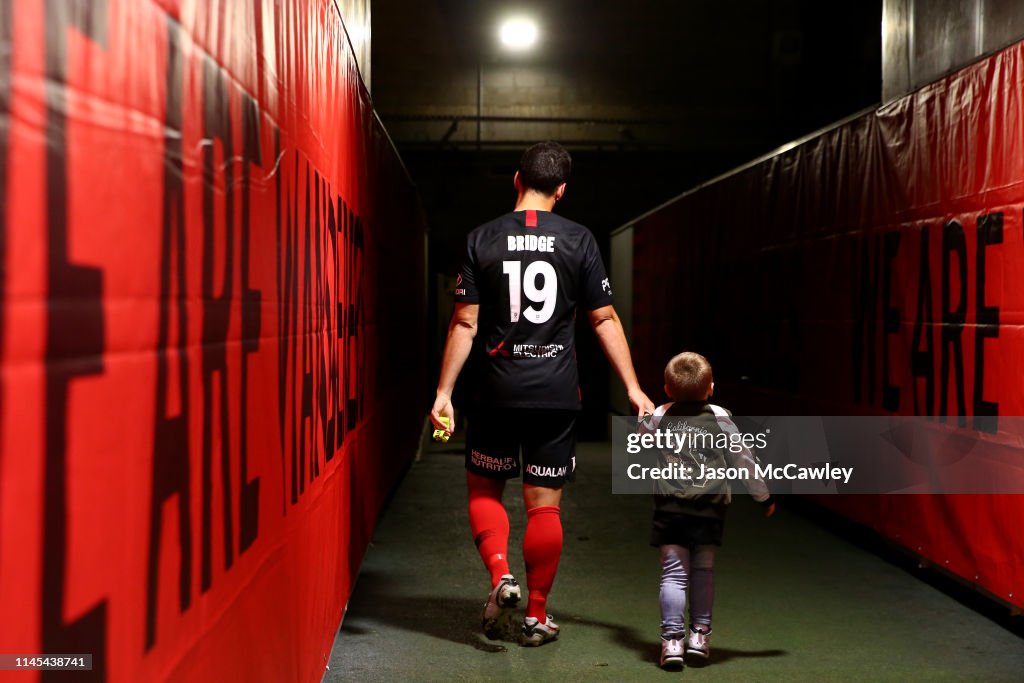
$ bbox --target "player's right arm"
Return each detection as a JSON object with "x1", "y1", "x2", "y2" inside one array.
[{"x1": 431, "y1": 303, "x2": 479, "y2": 435}]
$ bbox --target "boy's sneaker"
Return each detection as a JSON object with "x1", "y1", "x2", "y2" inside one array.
[
  {"x1": 481, "y1": 574, "x2": 521, "y2": 639},
  {"x1": 659, "y1": 638, "x2": 684, "y2": 670},
  {"x1": 521, "y1": 614, "x2": 560, "y2": 646},
  {"x1": 686, "y1": 626, "x2": 711, "y2": 661}
]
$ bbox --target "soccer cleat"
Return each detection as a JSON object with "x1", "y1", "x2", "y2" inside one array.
[
  {"x1": 521, "y1": 614, "x2": 560, "y2": 646},
  {"x1": 686, "y1": 625, "x2": 711, "y2": 661},
  {"x1": 659, "y1": 638, "x2": 684, "y2": 670},
  {"x1": 481, "y1": 574, "x2": 521, "y2": 639}
]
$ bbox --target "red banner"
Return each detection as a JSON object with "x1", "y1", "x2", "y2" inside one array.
[
  {"x1": 631, "y1": 40, "x2": 1024, "y2": 609},
  {"x1": 0, "y1": 1, "x2": 426, "y2": 681}
]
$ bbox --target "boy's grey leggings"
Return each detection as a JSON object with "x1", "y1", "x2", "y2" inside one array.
[{"x1": 659, "y1": 543, "x2": 716, "y2": 639}]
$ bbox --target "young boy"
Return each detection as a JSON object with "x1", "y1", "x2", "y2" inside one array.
[{"x1": 643, "y1": 352, "x2": 775, "y2": 670}]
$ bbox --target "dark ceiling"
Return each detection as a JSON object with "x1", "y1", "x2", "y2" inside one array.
[
  {"x1": 371, "y1": 0, "x2": 882, "y2": 429},
  {"x1": 372, "y1": 0, "x2": 881, "y2": 242}
]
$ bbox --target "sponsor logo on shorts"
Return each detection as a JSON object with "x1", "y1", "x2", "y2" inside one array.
[
  {"x1": 525, "y1": 464, "x2": 568, "y2": 478},
  {"x1": 471, "y1": 449, "x2": 515, "y2": 471}
]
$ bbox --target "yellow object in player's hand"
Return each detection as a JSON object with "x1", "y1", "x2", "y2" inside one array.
[{"x1": 432, "y1": 416, "x2": 451, "y2": 442}]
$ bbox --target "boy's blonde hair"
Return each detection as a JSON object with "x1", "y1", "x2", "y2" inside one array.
[{"x1": 664, "y1": 352, "x2": 713, "y2": 402}]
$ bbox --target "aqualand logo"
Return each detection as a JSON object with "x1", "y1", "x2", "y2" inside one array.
[{"x1": 525, "y1": 464, "x2": 567, "y2": 478}]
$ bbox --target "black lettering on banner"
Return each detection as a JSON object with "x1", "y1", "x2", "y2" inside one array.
[
  {"x1": 43, "y1": 1, "x2": 108, "y2": 680},
  {"x1": 973, "y1": 213, "x2": 1002, "y2": 433},
  {"x1": 881, "y1": 231, "x2": 901, "y2": 411},
  {"x1": 851, "y1": 235, "x2": 880, "y2": 404},
  {"x1": 278, "y1": 151, "x2": 299, "y2": 505},
  {"x1": 335, "y1": 197, "x2": 352, "y2": 450},
  {"x1": 316, "y1": 175, "x2": 330, "y2": 470},
  {"x1": 300, "y1": 162, "x2": 312, "y2": 493},
  {"x1": 239, "y1": 92, "x2": 262, "y2": 552},
  {"x1": 325, "y1": 195, "x2": 339, "y2": 461},
  {"x1": 348, "y1": 215, "x2": 365, "y2": 429},
  {"x1": 200, "y1": 55, "x2": 235, "y2": 592},
  {"x1": 146, "y1": 19, "x2": 192, "y2": 652},
  {"x1": 910, "y1": 227, "x2": 934, "y2": 416},
  {"x1": 337, "y1": 202, "x2": 350, "y2": 445},
  {"x1": 273, "y1": 159, "x2": 368, "y2": 507},
  {"x1": 940, "y1": 219, "x2": 967, "y2": 424},
  {"x1": 279, "y1": 152, "x2": 320, "y2": 506},
  {"x1": 256, "y1": 67, "x2": 365, "y2": 506}
]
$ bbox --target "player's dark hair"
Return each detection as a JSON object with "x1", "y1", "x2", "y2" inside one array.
[
  {"x1": 665, "y1": 352, "x2": 713, "y2": 402},
  {"x1": 518, "y1": 141, "x2": 571, "y2": 195}
]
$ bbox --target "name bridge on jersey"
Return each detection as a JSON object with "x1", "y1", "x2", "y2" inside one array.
[{"x1": 508, "y1": 234, "x2": 557, "y2": 252}]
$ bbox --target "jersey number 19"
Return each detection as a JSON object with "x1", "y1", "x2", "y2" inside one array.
[{"x1": 502, "y1": 260, "x2": 557, "y2": 324}]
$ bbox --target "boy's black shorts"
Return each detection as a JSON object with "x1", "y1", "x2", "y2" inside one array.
[
  {"x1": 649, "y1": 510, "x2": 725, "y2": 548},
  {"x1": 465, "y1": 408, "x2": 577, "y2": 487}
]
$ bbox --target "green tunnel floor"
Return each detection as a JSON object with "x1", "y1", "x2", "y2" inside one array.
[{"x1": 325, "y1": 439, "x2": 1024, "y2": 682}]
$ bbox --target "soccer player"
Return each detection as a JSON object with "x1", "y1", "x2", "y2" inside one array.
[{"x1": 429, "y1": 141, "x2": 655, "y2": 646}]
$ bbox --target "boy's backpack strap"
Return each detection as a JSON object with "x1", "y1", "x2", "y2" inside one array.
[{"x1": 708, "y1": 404, "x2": 731, "y2": 419}]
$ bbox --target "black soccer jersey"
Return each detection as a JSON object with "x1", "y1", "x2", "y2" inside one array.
[{"x1": 454, "y1": 209, "x2": 613, "y2": 409}]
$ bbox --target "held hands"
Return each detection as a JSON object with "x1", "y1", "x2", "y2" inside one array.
[
  {"x1": 628, "y1": 387, "x2": 656, "y2": 419},
  {"x1": 430, "y1": 392, "x2": 455, "y2": 440}
]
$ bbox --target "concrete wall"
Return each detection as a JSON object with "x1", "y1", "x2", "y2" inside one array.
[
  {"x1": 883, "y1": 0, "x2": 1024, "y2": 101},
  {"x1": 340, "y1": 0, "x2": 371, "y2": 88}
]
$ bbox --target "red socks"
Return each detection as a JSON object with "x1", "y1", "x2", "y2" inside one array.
[
  {"x1": 523, "y1": 505, "x2": 562, "y2": 621},
  {"x1": 467, "y1": 475, "x2": 564, "y2": 618},
  {"x1": 467, "y1": 478, "x2": 510, "y2": 587}
]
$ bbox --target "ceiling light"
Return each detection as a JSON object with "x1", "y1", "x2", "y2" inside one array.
[{"x1": 500, "y1": 18, "x2": 538, "y2": 50}]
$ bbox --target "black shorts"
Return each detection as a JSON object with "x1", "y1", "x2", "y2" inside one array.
[
  {"x1": 649, "y1": 510, "x2": 725, "y2": 548},
  {"x1": 465, "y1": 409, "x2": 577, "y2": 487}
]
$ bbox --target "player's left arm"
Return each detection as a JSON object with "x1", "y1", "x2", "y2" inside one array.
[
  {"x1": 431, "y1": 303, "x2": 479, "y2": 434},
  {"x1": 587, "y1": 305, "x2": 655, "y2": 417}
]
